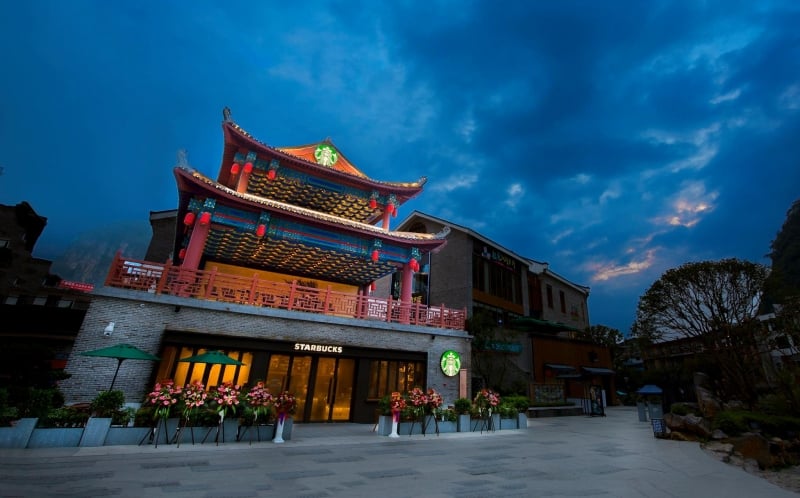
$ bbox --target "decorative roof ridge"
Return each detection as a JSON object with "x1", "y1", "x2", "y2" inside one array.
[
  {"x1": 178, "y1": 166, "x2": 441, "y2": 242},
  {"x1": 222, "y1": 108, "x2": 427, "y2": 189}
]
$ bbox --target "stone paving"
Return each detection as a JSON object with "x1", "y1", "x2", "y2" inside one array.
[{"x1": 0, "y1": 406, "x2": 797, "y2": 497}]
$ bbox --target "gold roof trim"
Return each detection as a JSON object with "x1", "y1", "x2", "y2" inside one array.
[{"x1": 182, "y1": 166, "x2": 446, "y2": 241}]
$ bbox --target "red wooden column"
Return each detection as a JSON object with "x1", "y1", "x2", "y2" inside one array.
[
  {"x1": 399, "y1": 263, "x2": 414, "y2": 324},
  {"x1": 182, "y1": 212, "x2": 212, "y2": 270},
  {"x1": 381, "y1": 209, "x2": 392, "y2": 231},
  {"x1": 236, "y1": 161, "x2": 253, "y2": 193}
]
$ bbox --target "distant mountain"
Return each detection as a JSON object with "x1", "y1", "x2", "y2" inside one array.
[{"x1": 50, "y1": 221, "x2": 151, "y2": 287}]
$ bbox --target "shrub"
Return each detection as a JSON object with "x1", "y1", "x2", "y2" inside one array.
[
  {"x1": 714, "y1": 409, "x2": 800, "y2": 438},
  {"x1": 377, "y1": 395, "x2": 392, "y2": 415},
  {"x1": 670, "y1": 403, "x2": 695, "y2": 416},
  {"x1": 503, "y1": 395, "x2": 531, "y2": 413},
  {"x1": 498, "y1": 403, "x2": 517, "y2": 418},
  {"x1": 38, "y1": 406, "x2": 90, "y2": 428},
  {"x1": 134, "y1": 406, "x2": 156, "y2": 427},
  {"x1": 91, "y1": 390, "x2": 125, "y2": 418},
  {"x1": 454, "y1": 398, "x2": 472, "y2": 415},
  {"x1": 436, "y1": 408, "x2": 457, "y2": 422},
  {"x1": 19, "y1": 388, "x2": 65, "y2": 418}
]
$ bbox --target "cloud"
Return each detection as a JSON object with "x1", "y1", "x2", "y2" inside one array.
[{"x1": 586, "y1": 249, "x2": 658, "y2": 282}]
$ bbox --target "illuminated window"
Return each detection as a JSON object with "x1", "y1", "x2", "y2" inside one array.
[{"x1": 367, "y1": 360, "x2": 425, "y2": 399}]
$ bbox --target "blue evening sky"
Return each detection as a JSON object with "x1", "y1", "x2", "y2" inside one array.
[{"x1": 1, "y1": 1, "x2": 798, "y2": 335}]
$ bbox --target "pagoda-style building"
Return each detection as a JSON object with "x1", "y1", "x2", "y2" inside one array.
[{"x1": 61, "y1": 109, "x2": 469, "y2": 423}]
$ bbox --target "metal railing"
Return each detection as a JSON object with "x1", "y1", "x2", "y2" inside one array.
[{"x1": 104, "y1": 252, "x2": 466, "y2": 330}]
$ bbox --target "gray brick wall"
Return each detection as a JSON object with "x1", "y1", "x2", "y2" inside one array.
[{"x1": 60, "y1": 289, "x2": 471, "y2": 407}]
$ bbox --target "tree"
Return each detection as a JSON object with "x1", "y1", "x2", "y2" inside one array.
[
  {"x1": 466, "y1": 309, "x2": 527, "y2": 394},
  {"x1": 763, "y1": 199, "x2": 800, "y2": 310},
  {"x1": 576, "y1": 325, "x2": 623, "y2": 350},
  {"x1": 631, "y1": 258, "x2": 770, "y2": 407}
]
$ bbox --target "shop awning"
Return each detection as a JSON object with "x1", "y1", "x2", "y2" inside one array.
[
  {"x1": 582, "y1": 367, "x2": 615, "y2": 376},
  {"x1": 545, "y1": 363, "x2": 577, "y2": 371}
]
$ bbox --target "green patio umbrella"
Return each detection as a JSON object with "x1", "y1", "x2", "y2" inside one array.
[
  {"x1": 178, "y1": 350, "x2": 246, "y2": 366},
  {"x1": 81, "y1": 343, "x2": 161, "y2": 390}
]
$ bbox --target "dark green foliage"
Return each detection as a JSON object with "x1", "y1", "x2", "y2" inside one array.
[
  {"x1": 502, "y1": 395, "x2": 531, "y2": 413},
  {"x1": 378, "y1": 394, "x2": 392, "y2": 415},
  {"x1": 454, "y1": 397, "x2": 472, "y2": 415},
  {"x1": 0, "y1": 388, "x2": 17, "y2": 426},
  {"x1": 18, "y1": 388, "x2": 64, "y2": 418},
  {"x1": 670, "y1": 403, "x2": 698, "y2": 416},
  {"x1": 90, "y1": 390, "x2": 125, "y2": 418},
  {"x1": 763, "y1": 199, "x2": 800, "y2": 308},
  {"x1": 134, "y1": 406, "x2": 156, "y2": 427},
  {"x1": 37, "y1": 406, "x2": 90, "y2": 428},
  {"x1": 714, "y1": 410, "x2": 800, "y2": 438}
]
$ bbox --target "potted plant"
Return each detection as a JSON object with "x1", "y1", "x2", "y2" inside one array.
[{"x1": 454, "y1": 398, "x2": 472, "y2": 432}]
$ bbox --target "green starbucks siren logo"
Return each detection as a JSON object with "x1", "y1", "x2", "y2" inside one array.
[
  {"x1": 314, "y1": 144, "x2": 338, "y2": 167},
  {"x1": 440, "y1": 350, "x2": 461, "y2": 377}
]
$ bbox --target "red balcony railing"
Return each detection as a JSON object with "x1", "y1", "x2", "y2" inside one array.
[{"x1": 103, "y1": 252, "x2": 467, "y2": 330}]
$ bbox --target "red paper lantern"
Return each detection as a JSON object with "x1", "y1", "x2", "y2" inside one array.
[
  {"x1": 371, "y1": 250, "x2": 379, "y2": 262},
  {"x1": 178, "y1": 248, "x2": 186, "y2": 259},
  {"x1": 369, "y1": 198, "x2": 377, "y2": 209},
  {"x1": 230, "y1": 163, "x2": 240, "y2": 175},
  {"x1": 387, "y1": 203, "x2": 395, "y2": 215},
  {"x1": 199, "y1": 212, "x2": 211, "y2": 226},
  {"x1": 244, "y1": 162, "x2": 253, "y2": 174},
  {"x1": 370, "y1": 282, "x2": 376, "y2": 291},
  {"x1": 183, "y1": 212, "x2": 196, "y2": 226},
  {"x1": 267, "y1": 169, "x2": 276, "y2": 181},
  {"x1": 256, "y1": 224, "x2": 266, "y2": 237}
]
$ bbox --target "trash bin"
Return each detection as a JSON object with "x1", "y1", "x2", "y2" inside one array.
[
  {"x1": 647, "y1": 402, "x2": 663, "y2": 420},
  {"x1": 636, "y1": 402, "x2": 648, "y2": 422}
]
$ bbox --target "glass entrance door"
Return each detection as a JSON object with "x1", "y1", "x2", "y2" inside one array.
[
  {"x1": 265, "y1": 354, "x2": 355, "y2": 422},
  {"x1": 308, "y1": 357, "x2": 355, "y2": 422}
]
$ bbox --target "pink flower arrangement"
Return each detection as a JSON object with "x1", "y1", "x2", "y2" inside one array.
[
  {"x1": 245, "y1": 382, "x2": 274, "y2": 420},
  {"x1": 474, "y1": 388, "x2": 501, "y2": 413},
  {"x1": 426, "y1": 388, "x2": 443, "y2": 412},
  {"x1": 146, "y1": 379, "x2": 182, "y2": 421},
  {"x1": 408, "y1": 387, "x2": 428, "y2": 408},
  {"x1": 210, "y1": 382, "x2": 241, "y2": 419},
  {"x1": 181, "y1": 381, "x2": 208, "y2": 420}
]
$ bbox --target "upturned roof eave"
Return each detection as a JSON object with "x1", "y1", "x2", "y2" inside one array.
[
  {"x1": 220, "y1": 120, "x2": 426, "y2": 200},
  {"x1": 174, "y1": 166, "x2": 447, "y2": 249}
]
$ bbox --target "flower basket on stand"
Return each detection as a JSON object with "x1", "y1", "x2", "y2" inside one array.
[
  {"x1": 473, "y1": 389, "x2": 501, "y2": 433},
  {"x1": 143, "y1": 380, "x2": 181, "y2": 448},
  {"x1": 242, "y1": 382, "x2": 274, "y2": 445},
  {"x1": 176, "y1": 381, "x2": 207, "y2": 447},
  {"x1": 388, "y1": 392, "x2": 406, "y2": 438},
  {"x1": 272, "y1": 391, "x2": 295, "y2": 443},
  {"x1": 209, "y1": 382, "x2": 241, "y2": 445},
  {"x1": 424, "y1": 388, "x2": 443, "y2": 436},
  {"x1": 407, "y1": 388, "x2": 428, "y2": 436}
]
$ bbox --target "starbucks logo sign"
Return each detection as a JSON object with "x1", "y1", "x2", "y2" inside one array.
[
  {"x1": 440, "y1": 350, "x2": 461, "y2": 377},
  {"x1": 314, "y1": 144, "x2": 338, "y2": 167}
]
